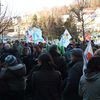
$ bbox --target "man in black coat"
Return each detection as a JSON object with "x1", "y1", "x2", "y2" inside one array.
[{"x1": 62, "y1": 48, "x2": 83, "y2": 100}]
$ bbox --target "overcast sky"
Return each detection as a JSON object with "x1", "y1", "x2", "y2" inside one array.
[{"x1": 1, "y1": 0, "x2": 74, "y2": 16}]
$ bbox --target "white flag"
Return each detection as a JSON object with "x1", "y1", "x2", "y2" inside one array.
[{"x1": 59, "y1": 29, "x2": 72, "y2": 47}]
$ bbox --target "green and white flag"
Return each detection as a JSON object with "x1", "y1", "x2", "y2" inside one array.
[{"x1": 59, "y1": 29, "x2": 72, "y2": 47}]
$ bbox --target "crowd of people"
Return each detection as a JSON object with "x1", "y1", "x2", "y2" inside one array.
[{"x1": 0, "y1": 40, "x2": 100, "y2": 100}]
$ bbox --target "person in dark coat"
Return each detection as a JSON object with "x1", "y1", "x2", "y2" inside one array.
[
  {"x1": 21, "y1": 47, "x2": 33, "y2": 75},
  {"x1": 62, "y1": 48, "x2": 83, "y2": 100},
  {"x1": 0, "y1": 53, "x2": 9, "y2": 100},
  {"x1": 48, "y1": 45, "x2": 68, "y2": 80},
  {"x1": 0, "y1": 55, "x2": 26, "y2": 100},
  {"x1": 31, "y1": 53, "x2": 62, "y2": 100}
]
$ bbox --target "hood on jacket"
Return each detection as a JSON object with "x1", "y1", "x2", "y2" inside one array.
[
  {"x1": 84, "y1": 72, "x2": 100, "y2": 82},
  {"x1": 8, "y1": 64, "x2": 26, "y2": 76},
  {"x1": 8, "y1": 64, "x2": 26, "y2": 70}
]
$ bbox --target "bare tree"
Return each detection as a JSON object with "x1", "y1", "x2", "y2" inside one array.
[
  {"x1": 70, "y1": 0, "x2": 88, "y2": 43},
  {"x1": 0, "y1": 1, "x2": 12, "y2": 42}
]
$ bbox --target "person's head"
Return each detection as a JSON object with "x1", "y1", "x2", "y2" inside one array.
[
  {"x1": 15, "y1": 40, "x2": 19, "y2": 46},
  {"x1": 49, "y1": 45, "x2": 58, "y2": 54},
  {"x1": 38, "y1": 53, "x2": 51, "y2": 65},
  {"x1": 22, "y1": 47, "x2": 31, "y2": 56},
  {"x1": 94, "y1": 49, "x2": 100, "y2": 57},
  {"x1": 5, "y1": 55, "x2": 17, "y2": 66},
  {"x1": 86, "y1": 56, "x2": 100, "y2": 73},
  {"x1": 33, "y1": 44, "x2": 42, "y2": 53},
  {"x1": 4, "y1": 43, "x2": 11, "y2": 50},
  {"x1": 71, "y1": 48, "x2": 83, "y2": 62},
  {"x1": 38, "y1": 53, "x2": 54, "y2": 70}
]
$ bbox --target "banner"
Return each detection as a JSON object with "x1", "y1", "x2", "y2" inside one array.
[
  {"x1": 25, "y1": 27, "x2": 44, "y2": 43},
  {"x1": 59, "y1": 29, "x2": 72, "y2": 47}
]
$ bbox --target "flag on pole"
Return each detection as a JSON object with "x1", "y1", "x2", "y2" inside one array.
[
  {"x1": 83, "y1": 41, "x2": 93, "y2": 73},
  {"x1": 59, "y1": 29, "x2": 72, "y2": 47}
]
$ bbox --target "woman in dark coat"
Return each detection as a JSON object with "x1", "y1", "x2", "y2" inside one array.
[{"x1": 31, "y1": 53, "x2": 62, "y2": 100}]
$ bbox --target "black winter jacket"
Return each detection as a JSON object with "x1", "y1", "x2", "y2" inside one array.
[
  {"x1": 63, "y1": 59, "x2": 83, "y2": 100},
  {"x1": 31, "y1": 65, "x2": 62, "y2": 100}
]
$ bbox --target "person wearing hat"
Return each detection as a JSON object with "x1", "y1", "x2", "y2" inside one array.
[
  {"x1": 62, "y1": 48, "x2": 83, "y2": 100},
  {"x1": 0, "y1": 55, "x2": 26, "y2": 100}
]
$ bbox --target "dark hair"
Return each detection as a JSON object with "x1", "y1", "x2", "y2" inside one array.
[
  {"x1": 38, "y1": 53, "x2": 51, "y2": 64},
  {"x1": 87, "y1": 57, "x2": 100, "y2": 73},
  {"x1": 49, "y1": 45, "x2": 57, "y2": 53},
  {"x1": 48, "y1": 45, "x2": 60, "y2": 57},
  {"x1": 38, "y1": 53, "x2": 55, "y2": 70}
]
